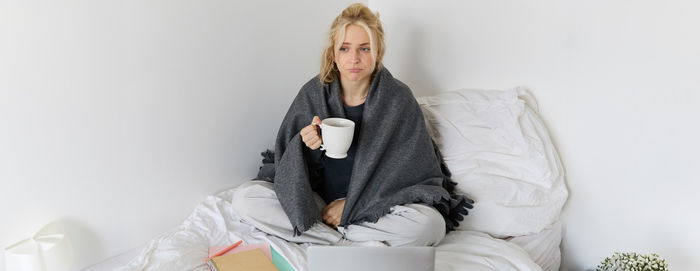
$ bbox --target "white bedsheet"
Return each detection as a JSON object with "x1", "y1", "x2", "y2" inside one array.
[{"x1": 113, "y1": 185, "x2": 546, "y2": 271}]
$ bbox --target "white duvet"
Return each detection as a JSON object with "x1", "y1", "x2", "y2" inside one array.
[
  {"x1": 117, "y1": 186, "x2": 544, "y2": 271},
  {"x1": 116, "y1": 88, "x2": 566, "y2": 271}
]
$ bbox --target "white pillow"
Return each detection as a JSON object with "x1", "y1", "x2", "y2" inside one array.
[{"x1": 418, "y1": 88, "x2": 568, "y2": 237}]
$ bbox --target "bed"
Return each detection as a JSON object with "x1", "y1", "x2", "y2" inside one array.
[{"x1": 89, "y1": 88, "x2": 568, "y2": 271}]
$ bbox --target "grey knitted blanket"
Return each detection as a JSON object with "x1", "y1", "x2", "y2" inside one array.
[{"x1": 269, "y1": 67, "x2": 473, "y2": 235}]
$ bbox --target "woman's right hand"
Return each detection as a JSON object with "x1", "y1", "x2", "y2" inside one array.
[{"x1": 300, "y1": 116, "x2": 323, "y2": 150}]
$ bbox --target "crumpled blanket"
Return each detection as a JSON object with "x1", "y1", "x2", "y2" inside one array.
[{"x1": 265, "y1": 67, "x2": 474, "y2": 235}]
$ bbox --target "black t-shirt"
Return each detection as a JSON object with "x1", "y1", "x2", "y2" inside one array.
[{"x1": 313, "y1": 103, "x2": 364, "y2": 203}]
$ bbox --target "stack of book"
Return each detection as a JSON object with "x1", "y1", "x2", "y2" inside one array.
[{"x1": 206, "y1": 241, "x2": 294, "y2": 271}]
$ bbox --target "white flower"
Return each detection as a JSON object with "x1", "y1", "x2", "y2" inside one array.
[{"x1": 597, "y1": 252, "x2": 668, "y2": 271}]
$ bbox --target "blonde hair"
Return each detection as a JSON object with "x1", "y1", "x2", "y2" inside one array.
[{"x1": 320, "y1": 3, "x2": 385, "y2": 84}]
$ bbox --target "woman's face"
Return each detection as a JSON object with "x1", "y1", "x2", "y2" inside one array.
[{"x1": 335, "y1": 24, "x2": 376, "y2": 84}]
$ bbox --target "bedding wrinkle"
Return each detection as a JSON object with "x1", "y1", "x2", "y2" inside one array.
[
  {"x1": 475, "y1": 169, "x2": 553, "y2": 192},
  {"x1": 434, "y1": 230, "x2": 543, "y2": 271},
  {"x1": 425, "y1": 106, "x2": 479, "y2": 146}
]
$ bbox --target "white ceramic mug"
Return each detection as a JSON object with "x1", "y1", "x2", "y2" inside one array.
[{"x1": 318, "y1": 118, "x2": 355, "y2": 159}]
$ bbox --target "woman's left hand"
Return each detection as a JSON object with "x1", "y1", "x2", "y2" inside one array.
[{"x1": 322, "y1": 199, "x2": 345, "y2": 228}]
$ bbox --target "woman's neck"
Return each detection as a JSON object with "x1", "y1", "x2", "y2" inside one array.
[{"x1": 340, "y1": 78, "x2": 370, "y2": 107}]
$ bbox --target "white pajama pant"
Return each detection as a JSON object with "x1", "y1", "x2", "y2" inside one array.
[{"x1": 231, "y1": 181, "x2": 446, "y2": 247}]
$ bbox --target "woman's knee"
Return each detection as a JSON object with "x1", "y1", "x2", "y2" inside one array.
[
  {"x1": 390, "y1": 204, "x2": 446, "y2": 247},
  {"x1": 231, "y1": 181, "x2": 277, "y2": 215}
]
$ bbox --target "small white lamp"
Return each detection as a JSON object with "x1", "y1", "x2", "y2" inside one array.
[{"x1": 4, "y1": 221, "x2": 73, "y2": 271}]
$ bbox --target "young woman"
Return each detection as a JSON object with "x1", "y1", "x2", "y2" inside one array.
[{"x1": 233, "y1": 3, "x2": 472, "y2": 247}]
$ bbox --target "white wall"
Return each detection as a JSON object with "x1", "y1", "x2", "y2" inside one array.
[
  {"x1": 0, "y1": 0, "x2": 364, "y2": 269},
  {"x1": 370, "y1": 0, "x2": 700, "y2": 270}
]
